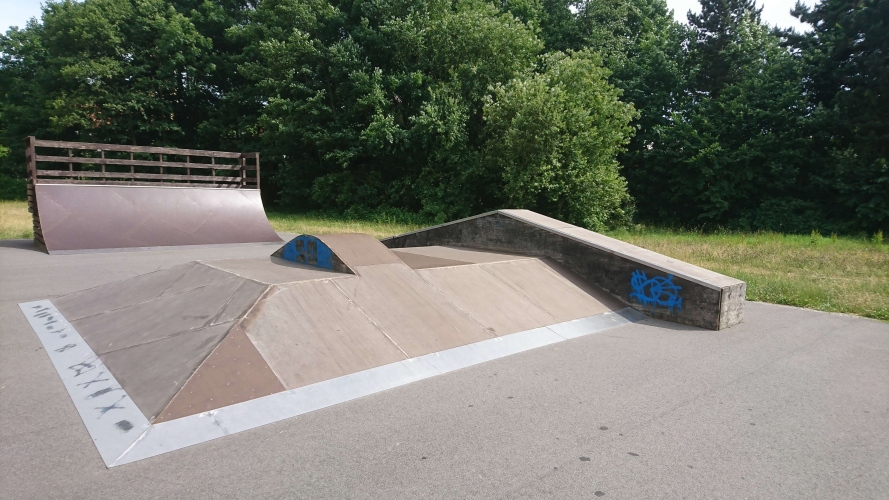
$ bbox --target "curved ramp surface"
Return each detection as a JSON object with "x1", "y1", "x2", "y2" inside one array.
[
  {"x1": 272, "y1": 233, "x2": 401, "y2": 273},
  {"x1": 35, "y1": 184, "x2": 282, "y2": 253}
]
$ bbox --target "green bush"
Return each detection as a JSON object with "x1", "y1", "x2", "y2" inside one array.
[
  {"x1": 0, "y1": 175, "x2": 26, "y2": 201},
  {"x1": 484, "y1": 51, "x2": 636, "y2": 230}
]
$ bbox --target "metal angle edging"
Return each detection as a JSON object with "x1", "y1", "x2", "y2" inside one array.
[{"x1": 20, "y1": 301, "x2": 645, "y2": 467}]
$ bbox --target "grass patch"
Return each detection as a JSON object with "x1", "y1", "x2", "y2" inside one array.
[
  {"x1": 606, "y1": 227, "x2": 889, "y2": 321},
  {"x1": 1, "y1": 200, "x2": 885, "y2": 321},
  {"x1": 266, "y1": 210, "x2": 424, "y2": 239},
  {"x1": 0, "y1": 200, "x2": 33, "y2": 239}
]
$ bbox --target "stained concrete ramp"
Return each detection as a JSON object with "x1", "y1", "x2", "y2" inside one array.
[
  {"x1": 50, "y1": 262, "x2": 270, "y2": 421},
  {"x1": 101, "y1": 322, "x2": 235, "y2": 421},
  {"x1": 383, "y1": 210, "x2": 748, "y2": 330},
  {"x1": 416, "y1": 264, "x2": 557, "y2": 335},
  {"x1": 155, "y1": 324, "x2": 285, "y2": 423},
  {"x1": 244, "y1": 280, "x2": 408, "y2": 389},
  {"x1": 22, "y1": 228, "x2": 647, "y2": 467},
  {"x1": 481, "y1": 259, "x2": 616, "y2": 323}
]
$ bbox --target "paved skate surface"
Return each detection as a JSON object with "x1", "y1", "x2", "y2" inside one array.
[{"x1": 1, "y1": 237, "x2": 887, "y2": 498}]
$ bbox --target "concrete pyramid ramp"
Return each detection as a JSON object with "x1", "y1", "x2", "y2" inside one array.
[
  {"x1": 21, "y1": 227, "x2": 649, "y2": 467},
  {"x1": 51, "y1": 262, "x2": 271, "y2": 421}
]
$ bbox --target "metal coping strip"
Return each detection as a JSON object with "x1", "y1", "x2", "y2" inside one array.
[{"x1": 20, "y1": 301, "x2": 646, "y2": 468}]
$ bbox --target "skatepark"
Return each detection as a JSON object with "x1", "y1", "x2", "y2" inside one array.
[{"x1": 1, "y1": 140, "x2": 887, "y2": 497}]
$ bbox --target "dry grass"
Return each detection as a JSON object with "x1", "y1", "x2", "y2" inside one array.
[
  {"x1": 606, "y1": 228, "x2": 889, "y2": 321},
  {"x1": 0, "y1": 200, "x2": 33, "y2": 240},
  {"x1": 2, "y1": 200, "x2": 885, "y2": 320},
  {"x1": 266, "y1": 211, "x2": 423, "y2": 240}
]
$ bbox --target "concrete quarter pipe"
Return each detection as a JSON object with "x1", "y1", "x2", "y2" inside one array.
[
  {"x1": 18, "y1": 211, "x2": 746, "y2": 467},
  {"x1": 25, "y1": 137, "x2": 281, "y2": 253}
]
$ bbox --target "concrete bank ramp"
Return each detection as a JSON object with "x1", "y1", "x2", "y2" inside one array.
[
  {"x1": 383, "y1": 210, "x2": 747, "y2": 330},
  {"x1": 23, "y1": 230, "x2": 642, "y2": 466}
]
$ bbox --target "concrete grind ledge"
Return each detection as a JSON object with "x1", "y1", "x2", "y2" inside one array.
[{"x1": 382, "y1": 209, "x2": 746, "y2": 330}]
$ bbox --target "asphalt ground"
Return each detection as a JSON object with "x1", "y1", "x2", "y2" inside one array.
[{"x1": 1, "y1": 237, "x2": 887, "y2": 499}]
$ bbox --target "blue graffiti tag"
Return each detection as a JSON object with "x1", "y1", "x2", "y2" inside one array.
[
  {"x1": 280, "y1": 235, "x2": 335, "y2": 270},
  {"x1": 629, "y1": 270, "x2": 682, "y2": 312}
]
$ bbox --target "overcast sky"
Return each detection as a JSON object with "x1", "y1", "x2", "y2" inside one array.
[
  {"x1": 1, "y1": 0, "x2": 815, "y2": 38},
  {"x1": 668, "y1": 0, "x2": 814, "y2": 31}
]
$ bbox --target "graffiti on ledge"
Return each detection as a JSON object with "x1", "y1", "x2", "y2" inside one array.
[{"x1": 630, "y1": 270, "x2": 682, "y2": 312}]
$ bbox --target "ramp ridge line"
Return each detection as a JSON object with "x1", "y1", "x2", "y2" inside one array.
[
  {"x1": 411, "y1": 263, "x2": 501, "y2": 337},
  {"x1": 329, "y1": 279, "x2": 411, "y2": 360}
]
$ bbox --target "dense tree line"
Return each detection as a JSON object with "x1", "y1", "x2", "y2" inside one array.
[{"x1": 0, "y1": 0, "x2": 886, "y2": 234}]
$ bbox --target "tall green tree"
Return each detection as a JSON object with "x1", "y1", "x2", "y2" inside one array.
[
  {"x1": 687, "y1": 0, "x2": 762, "y2": 97},
  {"x1": 42, "y1": 0, "x2": 211, "y2": 145},
  {"x1": 235, "y1": 0, "x2": 634, "y2": 225},
  {"x1": 484, "y1": 50, "x2": 636, "y2": 229},
  {"x1": 790, "y1": 0, "x2": 889, "y2": 233},
  {"x1": 629, "y1": 0, "x2": 816, "y2": 230},
  {"x1": 568, "y1": 0, "x2": 689, "y2": 223},
  {"x1": 0, "y1": 0, "x2": 261, "y2": 196}
]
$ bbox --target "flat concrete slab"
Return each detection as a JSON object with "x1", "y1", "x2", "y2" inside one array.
[
  {"x1": 13, "y1": 234, "x2": 635, "y2": 465},
  {"x1": 2, "y1": 239, "x2": 888, "y2": 497},
  {"x1": 391, "y1": 250, "x2": 471, "y2": 270}
]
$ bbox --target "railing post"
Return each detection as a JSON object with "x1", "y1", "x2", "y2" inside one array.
[
  {"x1": 24, "y1": 136, "x2": 41, "y2": 246},
  {"x1": 255, "y1": 153, "x2": 260, "y2": 189},
  {"x1": 239, "y1": 156, "x2": 246, "y2": 188},
  {"x1": 25, "y1": 136, "x2": 37, "y2": 186}
]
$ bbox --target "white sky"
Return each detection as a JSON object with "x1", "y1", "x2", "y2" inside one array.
[
  {"x1": 667, "y1": 0, "x2": 815, "y2": 31},
  {"x1": 2, "y1": 0, "x2": 816, "y2": 35}
]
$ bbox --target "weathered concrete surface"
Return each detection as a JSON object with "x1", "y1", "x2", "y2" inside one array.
[
  {"x1": 383, "y1": 210, "x2": 746, "y2": 330},
  {"x1": 1, "y1": 238, "x2": 887, "y2": 498},
  {"x1": 155, "y1": 324, "x2": 286, "y2": 423}
]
